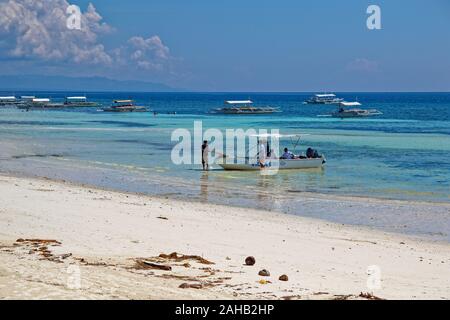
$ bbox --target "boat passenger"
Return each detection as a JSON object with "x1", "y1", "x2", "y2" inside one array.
[
  {"x1": 306, "y1": 147, "x2": 320, "y2": 158},
  {"x1": 280, "y1": 148, "x2": 294, "y2": 160}
]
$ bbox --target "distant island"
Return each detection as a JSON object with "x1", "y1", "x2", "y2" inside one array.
[{"x1": 0, "y1": 75, "x2": 177, "y2": 92}]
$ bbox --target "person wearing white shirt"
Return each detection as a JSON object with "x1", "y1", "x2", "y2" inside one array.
[{"x1": 281, "y1": 148, "x2": 294, "y2": 159}]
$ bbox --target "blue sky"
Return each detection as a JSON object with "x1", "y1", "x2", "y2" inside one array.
[{"x1": 1, "y1": 0, "x2": 449, "y2": 91}]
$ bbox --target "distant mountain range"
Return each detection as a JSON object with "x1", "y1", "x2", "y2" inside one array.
[{"x1": 0, "y1": 75, "x2": 177, "y2": 92}]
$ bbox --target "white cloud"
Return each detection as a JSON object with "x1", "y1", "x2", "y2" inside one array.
[
  {"x1": 127, "y1": 36, "x2": 170, "y2": 70},
  {"x1": 347, "y1": 58, "x2": 379, "y2": 72},
  {"x1": 0, "y1": 0, "x2": 113, "y2": 64},
  {"x1": 0, "y1": 0, "x2": 172, "y2": 72}
]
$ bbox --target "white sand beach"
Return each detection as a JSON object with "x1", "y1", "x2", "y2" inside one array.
[{"x1": 0, "y1": 174, "x2": 449, "y2": 300}]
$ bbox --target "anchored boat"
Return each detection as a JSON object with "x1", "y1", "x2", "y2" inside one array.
[
  {"x1": 217, "y1": 134, "x2": 326, "y2": 171},
  {"x1": 213, "y1": 100, "x2": 280, "y2": 114},
  {"x1": 331, "y1": 102, "x2": 382, "y2": 118},
  {"x1": 304, "y1": 93, "x2": 344, "y2": 105},
  {"x1": 0, "y1": 96, "x2": 18, "y2": 106},
  {"x1": 102, "y1": 100, "x2": 147, "y2": 112},
  {"x1": 18, "y1": 98, "x2": 65, "y2": 110},
  {"x1": 64, "y1": 96, "x2": 98, "y2": 107}
]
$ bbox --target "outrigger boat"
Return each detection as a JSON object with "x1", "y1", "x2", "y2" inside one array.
[
  {"x1": 17, "y1": 98, "x2": 65, "y2": 110},
  {"x1": 213, "y1": 100, "x2": 280, "y2": 114},
  {"x1": 0, "y1": 96, "x2": 19, "y2": 106},
  {"x1": 331, "y1": 101, "x2": 382, "y2": 118},
  {"x1": 64, "y1": 96, "x2": 98, "y2": 107},
  {"x1": 304, "y1": 93, "x2": 344, "y2": 105},
  {"x1": 102, "y1": 100, "x2": 147, "y2": 112},
  {"x1": 217, "y1": 133, "x2": 326, "y2": 171}
]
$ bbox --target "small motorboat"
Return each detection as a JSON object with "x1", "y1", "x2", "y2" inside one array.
[
  {"x1": 217, "y1": 133, "x2": 325, "y2": 171},
  {"x1": 218, "y1": 157, "x2": 325, "y2": 170},
  {"x1": 102, "y1": 100, "x2": 147, "y2": 112}
]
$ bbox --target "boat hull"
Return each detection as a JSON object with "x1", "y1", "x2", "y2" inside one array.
[
  {"x1": 331, "y1": 110, "x2": 382, "y2": 118},
  {"x1": 218, "y1": 157, "x2": 325, "y2": 170},
  {"x1": 102, "y1": 107, "x2": 147, "y2": 112},
  {"x1": 64, "y1": 102, "x2": 99, "y2": 108}
]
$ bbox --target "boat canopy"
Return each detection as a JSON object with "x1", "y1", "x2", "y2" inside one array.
[
  {"x1": 66, "y1": 96, "x2": 87, "y2": 100},
  {"x1": 315, "y1": 94, "x2": 336, "y2": 98},
  {"x1": 0, "y1": 96, "x2": 16, "y2": 100},
  {"x1": 21, "y1": 96, "x2": 35, "y2": 99},
  {"x1": 340, "y1": 101, "x2": 362, "y2": 107},
  {"x1": 32, "y1": 98, "x2": 50, "y2": 102},
  {"x1": 225, "y1": 100, "x2": 253, "y2": 104}
]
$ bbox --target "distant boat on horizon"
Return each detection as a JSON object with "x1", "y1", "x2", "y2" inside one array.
[
  {"x1": 304, "y1": 93, "x2": 344, "y2": 105},
  {"x1": 0, "y1": 95, "x2": 18, "y2": 106},
  {"x1": 102, "y1": 99, "x2": 147, "y2": 112},
  {"x1": 331, "y1": 101, "x2": 382, "y2": 118},
  {"x1": 64, "y1": 96, "x2": 99, "y2": 108}
]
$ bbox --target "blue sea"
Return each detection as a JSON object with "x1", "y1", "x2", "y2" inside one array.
[{"x1": 1, "y1": 92, "x2": 449, "y2": 240}]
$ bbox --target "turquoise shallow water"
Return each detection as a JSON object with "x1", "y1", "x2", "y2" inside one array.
[{"x1": 1, "y1": 92, "x2": 449, "y2": 240}]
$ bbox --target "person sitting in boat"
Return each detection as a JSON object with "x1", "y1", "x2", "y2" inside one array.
[
  {"x1": 306, "y1": 147, "x2": 320, "y2": 158},
  {"x1": 280, "y1": 148, "x2": 294, "y2": 160}
]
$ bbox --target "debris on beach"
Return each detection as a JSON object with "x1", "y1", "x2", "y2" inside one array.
[
  {"x1": 279, "y1": 274, "x2": 289, "y2": 281},
  {"x1": 157, "y1": 216, "x2": 168, "y2": 220},
  {"x1": 258, "y1": 269, "x2": 270, "y2": 277},
  {"x1": 179, "y1": 283, "x2": 203, "y2": 289},
  {"x1": 282, "y1": 295, "x2": 303, "y2": 300},
  {"x1": 135, "y1": 259, "x2": 172, "y2": 271},
  {"x1": 245, "y1": 256, "x2": 256, "y2": 266},
  {"x1": 158, "y1": 252, "x2": 214, "y2": 265},
  {"x1": 16, "y1": 238, "x2": 61, "y2": 245},
  {"x1": 13, "y1": 238, "x2": 72, "y2": 263},
  {"x1": 332, "y1": 292, "x2": 385, "y2": 300},
  {"x1": 358, "y1": 292, "x2": 384, "y2": 300},
  {"x1": 258, "y1": 279, "x2": 272, "y2": 285},
  {"x1": 313, "y1": 291, "x2": 329, "y2": 295}
]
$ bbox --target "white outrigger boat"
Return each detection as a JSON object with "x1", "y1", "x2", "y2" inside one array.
[
  {"x1": 217, "y1": 134, "x2": 326, "y2": 171},
  {"x1": 102, "y1": 100, "x2": 147, "y2": 112},
  {"x1": 17, "y1": 98, "x2": 65, "y2": 110},
  {"x1": 212, "y1": 100, "x2": 280, "y2": 114},
  {"x1": 331, "y1": 101, "x2": 382, "y2": 118},
  {"x1": 0, "y1": 96, "x2": 18, "y2": 106},
  {"x1": 304, "y1": 93, "x2": 344, "y2": 105},
  {"x1": 64, "y1": 96, "x2": 98, "y2": 107}
]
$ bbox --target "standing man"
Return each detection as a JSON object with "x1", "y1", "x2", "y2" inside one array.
[
  {"x1": 202, "y1": 140, "x2": 209, "y2": 171},
  {"x1": 259, "y1": 139, "x2": 266, "y2": 168}
]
